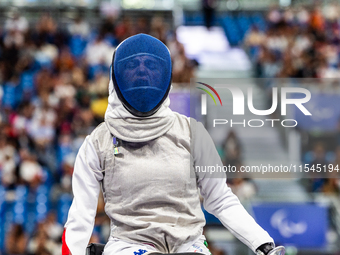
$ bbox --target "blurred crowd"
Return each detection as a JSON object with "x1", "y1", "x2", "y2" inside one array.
[
  {"x1": 221, "y1": 130, "x2": 257, "y2": 202},
  {"x1": 5, "y1": 212, "x2": 63, "y2": 255},
  {"x1": 0, "y1": 8, "x2": 195, "y2": 254},
  {"x1": 245, "y1": 3, "x2": 340, "y2": 80},
  {"x1": 302, "y1": 142, "x2": 340, "y2": 194},
  {"x1": 244, "y1": 4, "x2": 340, "y2": 196}
]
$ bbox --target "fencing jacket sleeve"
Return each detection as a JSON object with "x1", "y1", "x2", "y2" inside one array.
[
  {"x1": 62, "y1": 136, "x2": 103, "y2": 255},
  {"x1": 193, "y1": 121, "x2": 274, "y2": 253}
]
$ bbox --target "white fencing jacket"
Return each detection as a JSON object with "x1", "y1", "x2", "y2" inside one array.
[{"x1": 62, "y1": 81, "x2": 274, "y2": 255}]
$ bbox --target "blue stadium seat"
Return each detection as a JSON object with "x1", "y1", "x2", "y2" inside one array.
[
  {"x1": 193, "y1": 14, "x2": 204, "y2": 25},
  {"x1": 303, "y1": 151, "x2": 336, "y2": 165},
  {"x1": 58, "y1": 193, "x2": 73, "y2": 224},
  {"x1": 183, "y1": 12, "x2": 204, "y2": 26},
  {"x1": 69, "y1": 35, "x2": 88, "y2": 59},
  {"x1": 104, "y1": 34, "x2": 119, "y2": 47},
  {"x1": 36, "y1": 185, "x2": 50, "y2": 222},
  {"x1": 2, "y1": 202, "x2": 14, "y2": 250},
  {"x1": 25, "y1": 203, "x2": 37, "y2": 234},
  {"x1": 0, "y1": 186, "x2": 5, "y2": 213},
  {"x1": 42, "y1": 168, "x2": 55, "y2": 187},
  {"x1": 88, "y1": 64, "x2": 109, "y2": 80},
  {"x1": 251, "y1": 13, "x2": 267, "y2": 31},
  {"x1": 20, "y1": 71, "x2": 36, "y2": 99},
  {"x1": 237, "y1": 14, "x2": 252, "y2": 40},
  {"x1": 2, "y1": 81, "x2": 21, "y2": 109},
  {"x1": 221, "y1": 16, "x2": 242, "y2": 46},
  {"x1": 57, "y1": 143, "x2": 73, "y2": 169},
  {"x1": 35, "y1": 52, "x2": 53, "y2": 69},
  {"x1": 13, "y1": 186, "x2": 28, "y2": 225},
  {"x1": 0, "y1": 187, "x2": 6, "y2": 251},
  {"x1": 202, "y1": 207, "x2": 222, "y2": 226}
]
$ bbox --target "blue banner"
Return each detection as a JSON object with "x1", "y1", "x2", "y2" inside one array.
[
  {"x1": 169, "y1": 91, "x2": 202, "y2": 121},
  {"x1": 293, "y1": 93, "x2": 340, "y2": 131},
  {"x1": 252, "y1": 203, "x2": 327, "y2": 248},
  {"x1": 169, "y1": 92, "x2": 191, "y2": 117}
]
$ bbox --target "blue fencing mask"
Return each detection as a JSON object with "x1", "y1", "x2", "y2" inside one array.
[{"x1": 112, "y1": 34, "x2": 172, "y2": 117}]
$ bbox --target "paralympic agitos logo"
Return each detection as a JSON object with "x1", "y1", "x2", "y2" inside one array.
[{"x1": 196, "y1": 82, "x2": 312, "y2": 128}]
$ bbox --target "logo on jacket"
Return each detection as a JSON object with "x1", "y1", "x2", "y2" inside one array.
[{"x1": 133, "y1": 249, "x2": 148, "y2": 255}]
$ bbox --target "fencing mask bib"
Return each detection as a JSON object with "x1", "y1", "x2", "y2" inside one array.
[{"x1": 111, "y1": 34, "x2": 172, "y2": 117}]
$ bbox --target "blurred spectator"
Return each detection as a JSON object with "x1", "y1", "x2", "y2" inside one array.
[
  {"x1": 0, "y1": 134, "x2": 16, "y2": 187},
  {"x1": 4, "y1": 8, "x2": 28, "y2": 34},
  {"x1": 322, "y1": 2, "x2": 340, "y2": 22},
  {"x1": 244, "y1": 26, "x2": 266, "y2": 61},
  {"x1": 27, "y1": 222, "x2": 61, "y2": 255},
  {"x1": 85, "y1": 33, "x2": 113, "y2": 78},
  {"x1": 3, "y1": 29, "x2": 25, "y2": 49},
  {"x1": 67, "y1": 13, "x2": 90, "y2": 38},
  {"x1": 56, "y1": 97, "x2": 77, "y2": 134},
  {"x1": 322, "y1": 146, "x2": 340, "y2": 194},
  {"x1": 256, "y1": 47, "x2": 281, "y2": 79},
  {"x1": 88, "y1": 72, "x2": 109, "y2": 96},
  {"x1": 35, "y1": 14, "x2": 57, "y2": 44},
  {"x1": 12, "y1": 102, "x2": 34, "y2": 137},
  {"x1": 296, "y1": 7, "x2": 310, "y2": 26},
  {"x1": 28, "y1": 95, "x2": 57, "y2": 149},
  {"x1": 50, "y1": 151, "x2": 75, "y2": 202},
  {"x1": 5, "y1": 224, "x2": 28, "y2": 255},
  {"x1": 222, "y1": 130, "x2": 242, "y2": 167},
  {"x1": 229, "y1": 177, "x2": 257, "y2": 201},
  {"x1": 55, "y1": 48, "x2": 76, "y2": 73},
  {"x1": 168, "y1": 35, "x2": 196, "y2": 83},
  {"x1": 135, "y1": 17, "x2": 149, "y2": 35},
  {"x1": 283, "y1": 8, "x2": 294, "y2": 25},
  {"x1": 228, "y1": 163, "x2": 257, "y2": 201},
  {"x1": 150, "y1": 17, "x2": 168, "y2": 43},
  {"x1": 322, "y1": 178, "x2": 340, "y2": 195},
  {"x1": 310, "y1": 6, "x2": 325, "y2": 32},
  {"x1": 54, "y1": 72, "x2": 76, "y2": 100},
  {"x1": 3, "y1": 8, "x2": 28, "y2": 56},
  {"x1": 310, "y1": 143, "x2": 329, "y2": 170},
  {"x1": 115, "y1": 17, "x2": 133, "y2": 42},
  {"x1": 267, "y1": 6, "x2": 282, "y2": 27},
  {"x1": 302, "y1": 143, "x2": 329, "y2": 193},
  {"x1": 34, "y1": 41, "x2": 59, "y2": 69},
  {"x1": 101, "y1": 15, "x2": 117, "y2": 38},
  {"x1": 71, "y1": 66, "x2": 87, "y2": 89},
  {"x1": 59, "y1": 154, "x2": 75, "y2": 194},
  {"x1": 19, "y1": 149, "x2": 43, "y2": 188},
  {"x1": 44, "y1": 211, "x2": 63, "y2": 242}
]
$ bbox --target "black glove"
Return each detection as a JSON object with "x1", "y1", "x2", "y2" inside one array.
[{"x1": 256, "y1": 243, "x2": 285, "y2": 255}]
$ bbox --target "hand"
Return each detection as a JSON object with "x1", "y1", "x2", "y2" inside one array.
[
  {"x1": 256, "y1": 243, "x2": 285, "y2": 255},
  {"x1": 267, "y1": 247, "x2": 285, "y2": 255}
]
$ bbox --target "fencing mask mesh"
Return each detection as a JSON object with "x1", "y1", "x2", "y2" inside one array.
[{"x1": 112, "y1": 34, "x2": 172, "y2": 117}]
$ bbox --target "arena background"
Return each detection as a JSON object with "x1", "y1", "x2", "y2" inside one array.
[{"x1": 0, "y1": 0, "x2": 340, "y2": 254}]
